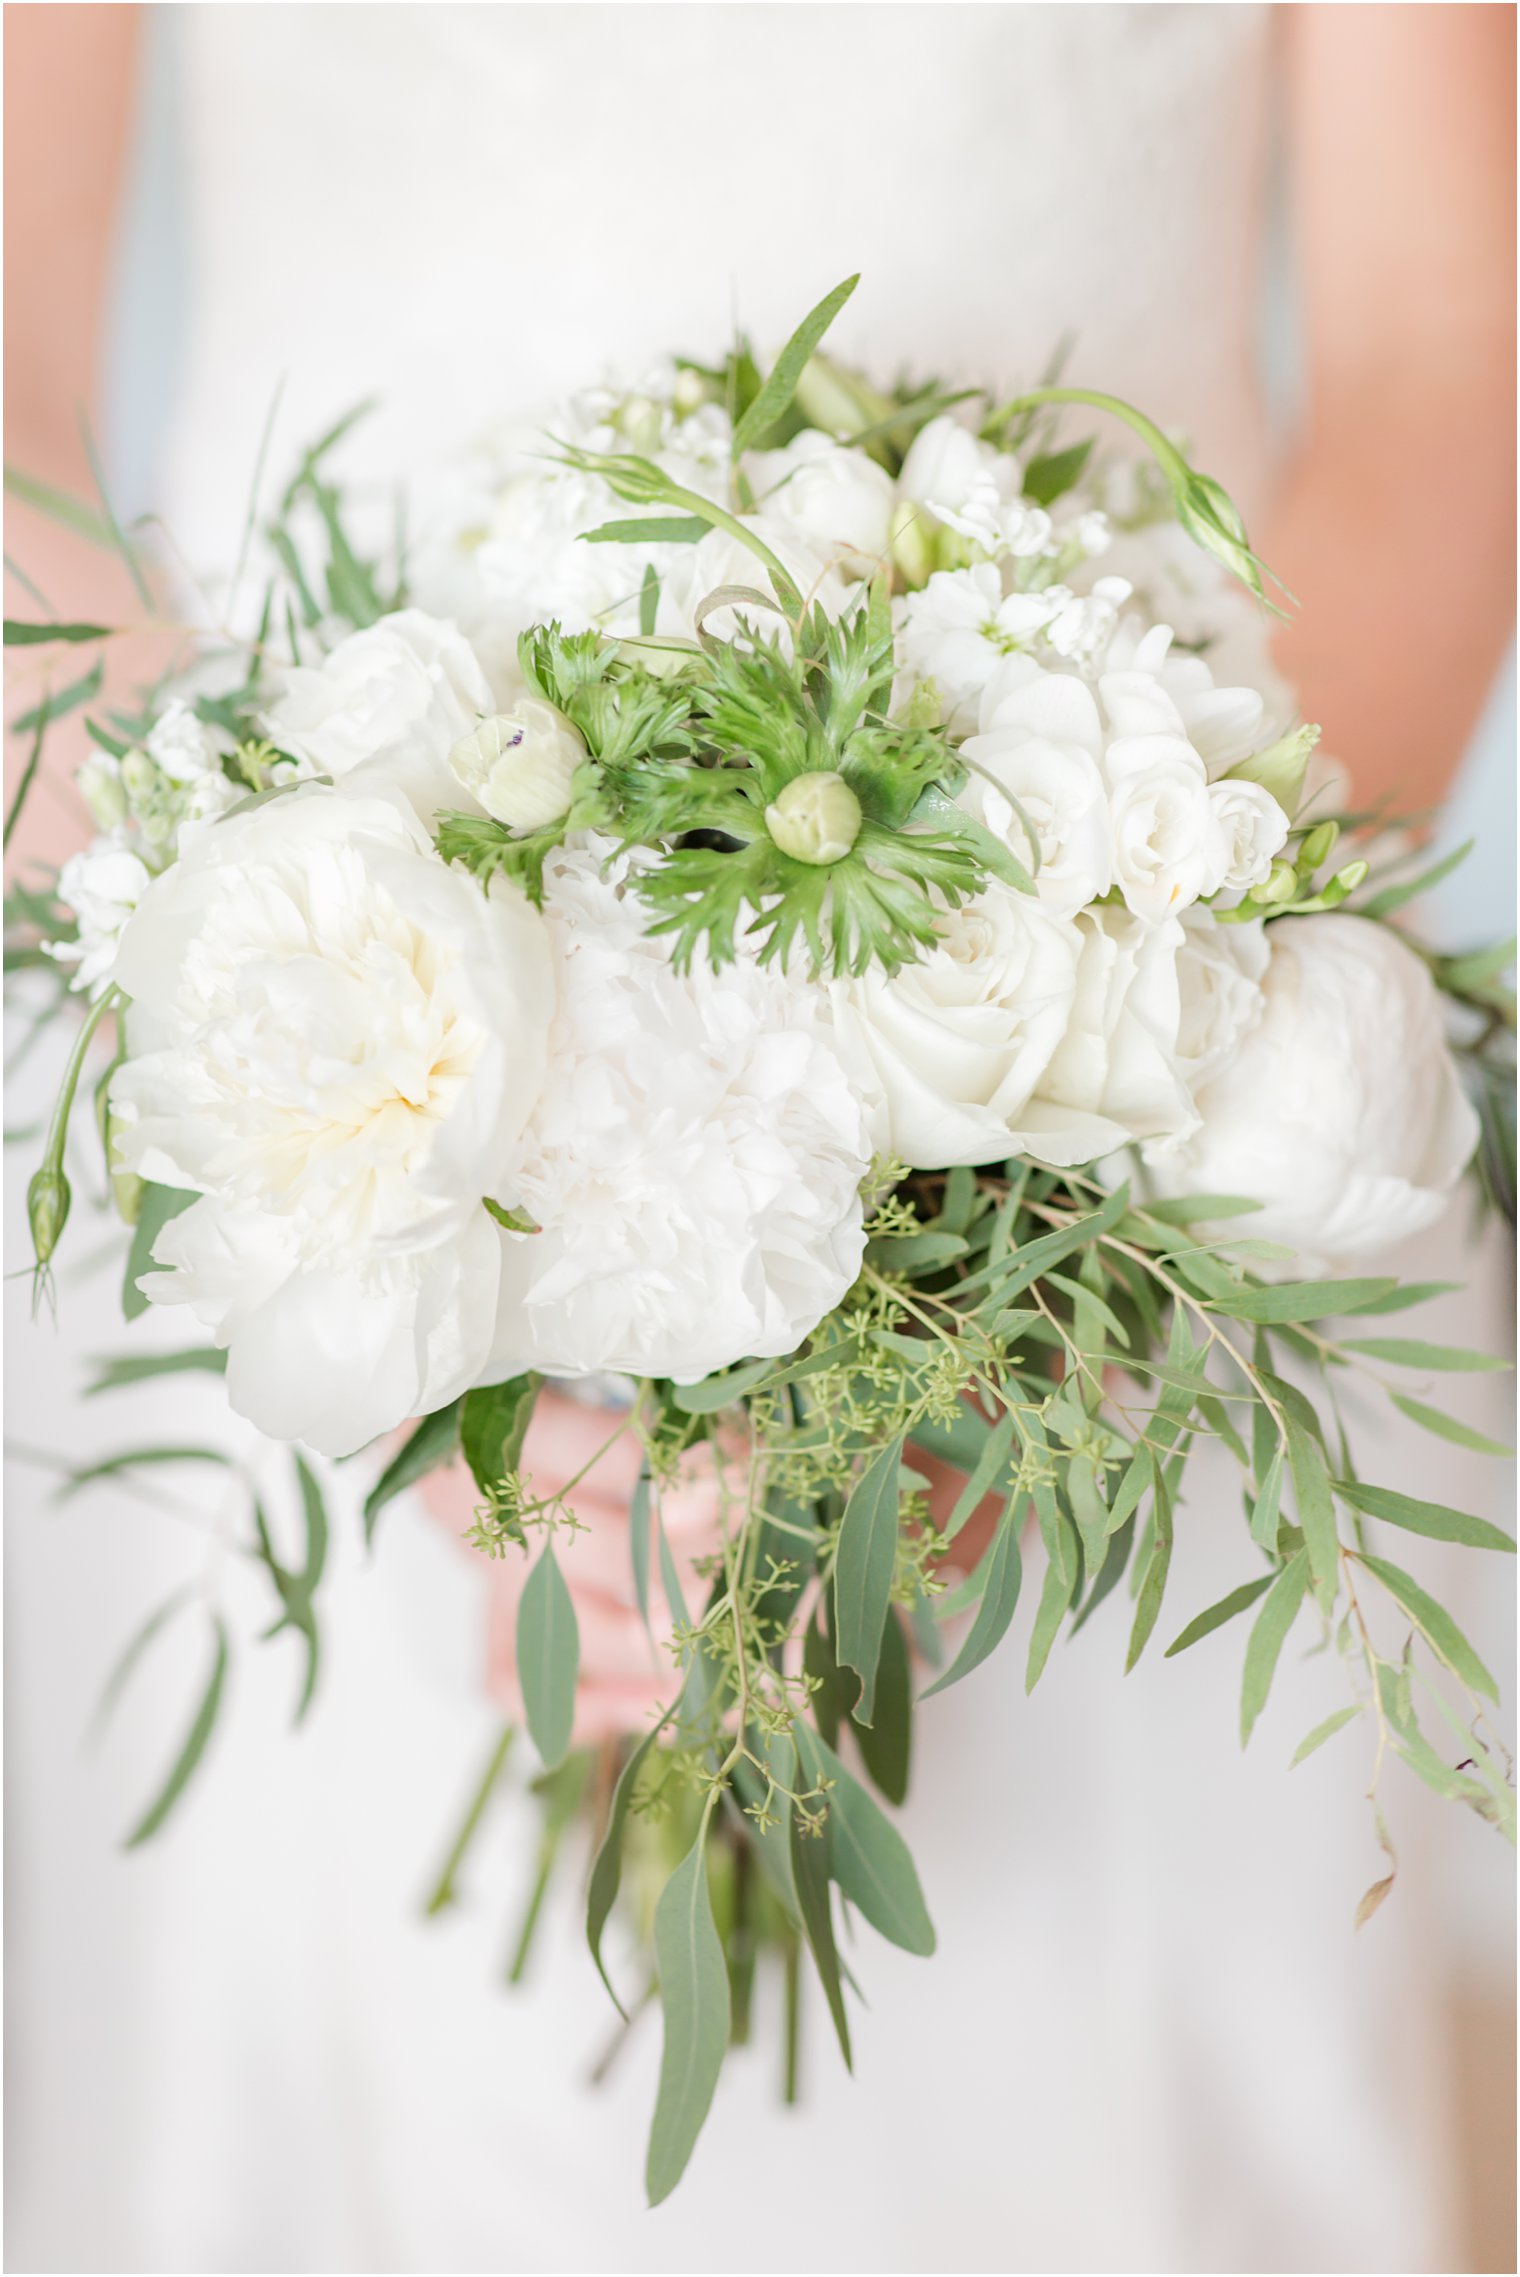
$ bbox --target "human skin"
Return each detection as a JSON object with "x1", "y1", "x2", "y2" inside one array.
[{"x1": 5, "y1": 4, "x2": 1513, "y2": 1547}]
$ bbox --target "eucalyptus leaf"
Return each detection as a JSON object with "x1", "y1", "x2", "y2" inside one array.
[
  {"x1": 461, "y1": 1373, "x2": 540, "y2": 1494},
  {"x1": 124, "y1": 1616, "x2": 230, "y2": 1846},
  {"x1": 1353, "y1": 1552, "x2": 1499, "y2": 1702},
  {"x1": 363, "y1": 1401, "x2": 461, "y2": 1543},
  {"x1": 1335, "y1": 1479, "x2": 1515, "y2": 1553},
  {"x1": 1290, "y1": 1705, "x2": 1361, "y2": 1767},
  {"x1": 1388, "y1": 1393, "x2": 1513, "y2": 1458},
  {"x1": 645, "y1": 1833, "x2": 731, "y2": 2206},
  {"x1": 516, "y1": 1541, "x2": 580, "y2": 1767},
  {"x1": 1239, "y1": 1548, "x2": 1311, "y2": 1746},
  {"x1": 123, "y1": 1183, "x2": 196, "y2": 1321},
  {"x1": 922, "y1": 1503, "x2": 1023, "y2": 1699},
  {"x1": 833, "y1": 1434, "x2": 904, "y2": 1727},
  {"x1": 1216, "y1": 1278, "x2": 1397, "y2": 1325},
  {"x1": 852, "y1": 1605, "x2": 912, "y2": 1804},
  {"x1": 797, "y1": 1728, "x2": 935, "y2": 1957},
  {"x1": 587, "y1": 1704, "x2": 677, "y2": 2015}
]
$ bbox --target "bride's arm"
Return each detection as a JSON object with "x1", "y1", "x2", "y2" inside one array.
[
  {"x1": 4, "y1": 3, "x2": 145, "y2": 866},
  {"x1": 1263, "y1": 3, "x2": 1515, "y2": 813}
]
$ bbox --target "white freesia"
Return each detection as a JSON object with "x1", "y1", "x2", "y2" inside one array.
[
  {"x1": 108, "y1": 787, "x2": 552, "y2": 1455},
  {"x1": 746, "y1": 431, "x2": 894, "y2": 576},
  {"x1": 488, "y1": 839, "x2": 871, "y2": 1382},
  {"x1": 264, "y1": 609, "x2": 497, "y2": 826},
  {"x1": 50, "y1": 837, "x2": 154, "y2": 996},
  {"x1": 833, "y1": 885, "x2": 1107, "y2": 1169},
  {"x1": 1098, "y1": 618, "x2": 1266, "y2": 774},
  {"x1": 1035, "y1": 905, "x2": 1198, "y2": 1159},
  {"x1": 448, "y1": 700, "x2": 587, "y2": 833},
  {"x1": 1203, "y1": 775, "x2": 1290, "y2": 895},
  {"x1": 1142, "y1": 914, "x2": 1479, "y2": 1263},
  {"x1": 961, "y1": 660, "x2": 1113, "y2": 914}
]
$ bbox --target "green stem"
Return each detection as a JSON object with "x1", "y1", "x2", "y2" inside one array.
[
  {"x1": 3, "y1": 702, "x2": 49, "y2": 853},
  {"x1": 422, "y1": 1723, "x2": 515, "y2": 1917},
  {"x1": 988, "y1": 385, "x2": 1189, "y2": 482}
]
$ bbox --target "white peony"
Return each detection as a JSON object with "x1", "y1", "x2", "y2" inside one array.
[
  {"x1": 109, "y1": 786, "x2": 553, "y2": 1455},
  {"x1": 1169, "y1": 906, "x2": 1271, "y2": 1094},
  {"x1": 1142, "y1": 914, "x2": 1479, "y2": 1263},
  {"x1": 50, "y1": 836, "x2": 154, "y2": 995},
  {"x1": 833, "y1": 885, "x2": 1109, "y2": 1169},
  {"x1": 746, "y1": 431, "x2": 895, "y2": 577},
  {"x1": 488, "y1": 839, "x2": 871, "y2": 1382},
  {"x1": 1035, "y1": 905, "x2": 1198, "y2": 1160},
  {"x1": 263, "y1": 609, "x2": 497, "y2": 824}
]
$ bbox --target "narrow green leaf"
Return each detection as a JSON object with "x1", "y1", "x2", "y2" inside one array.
[
  {"x1": 1290, "y1": 1705, "x2": 1361, "y2": 1767},
  {"x1": 1217, "y1": 1278, "x2": 1397, "y2": 1325},
  {"x1": 1240, "y1": 1548, "x2": 1311, "y2": 1746},
  {"x1": 922, "y1": 1504, "x2": 1023, "y2": 1698},
  {"x1": 1025, "y1": 1494, "x2": 1079, "y2": 1691},
  {"x1": 1353, "y1": 1551, "x2": 1499, "y2": 1702},
  {"x1": 1137, "y1": 1194, "x2": 1263, "y2": 1226},
  {"x1": 1286, "y1": 1417, "x2": 1338, "y2": 1609},
  {"x1": 1359, "y1": 839, "x2": 1474, "y2": 919},
  {"x1": 645, "y1": 1834, "x2": 731, "y2": 2206},
  {"x1": 852, "y1": 1605, "x2": 912, "y2": 1804},
  {"x1": 4, "y1": 463, "x2": 114, "y2": 544},
  {"x1": 1250, "y1": 1445, "x2": 1284, "y2": 1552},
  {"x1": 629, "y1": 1463, "x2": 653, "y2": 1632},
  {"x1": 1344, "y1": 1280, "x2": 1462, "y2": 1316},
  {"x1": 3, "y1": 619, "x2": 112, "y2": 645},
  {"x1": 587, "y1": 1704, "x2": 677, "y2": 2014},
  {"x1": 9, "y1": 656, "x2": 103, "y2": 737},
  {"x1": 90, "y1": 1587, "x2": 193, "y2": 1743},
  {"x1": 581, "y1": 516, "x2": 708, "y2": 545},
  {"x1": 789, "y1": 1801, "x2": 852, "y2": 2070},
  {"x1": 1388, "y1": 1393, "x2": 1513, "y2": 1458},
  {"x1": 655, "y1": 1504, "x2": 690, "y2": 1630},
  {"x1": 86, "y1": 1346, "x2": 226, "y2": 1395},
  {"x1": 1125, "y1": 1453, "x2": 1175, "y2": 1670},
  {"x1": 832, "y1": 1435, "x2": 904, "y2": 1727},
  {"x1": 59, "y1": 1445, "x2": 230, "y2": 1498},
  {"x1": 516, "y1": 1541, "x2": 580, "y2": 1767},
  {"x1": 942, "y1": 1410, "x2": 1018, "y2": 1541},
  {"x1": 1335, "y1": 1479, "x2": 1515, "y2": 1553},
  {"x1": 1342, "y1": 1338, "x2": 1510, "y2": 1374},
  {"x1": 671, "y1": 1354, "x2": 778, "y2": 1414},
  {"x1": 730, "y1": 274, "x2": 860, "y2": 454},
  {"x1": 363, "y1": 1401, "x2": 461, "y2": 1542},
  {"x1": 1164, "y1": 1572, "x2": 1275, "y2": 1658},
  {"x1": 293, "y1": 1452, "x2": 328, "y2": 1593},
  {"x1": 797, "y1": 1729, "x2": 935, "y2": 1956},
  {"x1": 124, "y1": 1617, "x2": 230, "y2": 1846}
]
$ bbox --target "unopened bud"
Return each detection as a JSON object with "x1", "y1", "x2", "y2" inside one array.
[
  {"x1": 764, "y1": 771, "x2": 862, "y2": 866},
  {"x1": 120, "y1": 748, "x2": 157, "y2": 803},
  {"x1": 1334, "y1": 859, "x2": 1368, "y2": 894},
  {"x1": 672, "y1": 368, "x2": 712, "y2": 417},
  {"x1": 1251, "y1": 860, "x2": 1298, "y2": 907},
  {"x1": 613, "y1": 395, "x2": 664, "y2": 455},
  {"x1": 889, "y1": 499, "x2": 935, "y2": 590},
  {"x1": 78, "y1": 756, "x2": 128, "y2": 832},
  {"x1": 1223, "y1": 723, "x2": 1318, "y2": 817},
  {"x1": 28, "y1": 1162, "x2": 71, "y2": 1265},
  {"x1": 448, "y1": 702, "x2": 587, "y2": 835},
  {"x1": 1299, "y1": 820, "x2": 1340, "y2": 872}
]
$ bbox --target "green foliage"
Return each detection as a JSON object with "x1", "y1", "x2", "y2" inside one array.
[
  {"x1": 646, "y1": 1833, "x2": 731, "y2": 2205},
  {"x1": 516, "y1": 1540, "x2": 580, "y2": 1768}
]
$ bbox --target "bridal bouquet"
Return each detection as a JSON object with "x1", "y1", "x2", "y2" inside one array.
[{"x1": 9, "y1": 275, "x2": 1514, "y2": 2201}]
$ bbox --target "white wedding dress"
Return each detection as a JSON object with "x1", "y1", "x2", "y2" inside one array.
[{"x1": 7, "y1": 8, "x2": 1513, "y2": 2272}]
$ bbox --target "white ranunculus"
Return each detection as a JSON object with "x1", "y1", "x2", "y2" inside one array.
[
  {"x1": 1169, "y1": 906, "x2": 1270, "y2": 1096},
  {"x1": 1142, "y1": 914, "x2": 1479, "y2": 1263},
  {"x1": 1203, "y1": 776, "x2": 1290, "y2": 896},
  {"x1": 746, "y1": 432, "x2": 895, "y2": 577},
  {"x1": 51, "y1": 836, "x2": 154, "y2": 995},
  {"x1": 448, "y1": 700, "x2": 587, "y2": 833},
  {"x1": 833, "y1": 885, "x2": 1110, "y2": 1169},
  {"x1": 488, "y1": 839, "x2": 871, "y2": 1383},
  {"x1": 109, "y1": 786, "x2": 553, "y2": 1455},
  {"x1": 263, "y1": 609, "x2": 497, "y2": 824},
  {"x1": 960, "y1": 662, "x2": 1112, "y2": 915},
  {"x1": 1034, "y1": 905, "x2": 1197, "y2": 1159},
  {"x1": 1104, "y1": 734, "x2": 1216, "y2": 922}
]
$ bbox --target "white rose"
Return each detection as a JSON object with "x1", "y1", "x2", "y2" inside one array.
[
  {"x1": 1105, "y1": 735, "x2": 1216, "y2": 922},
  {"x1": 51, "y1": 836, "x2": 153, "y2": 996},
  {"x1": 489, "y1": 839, "x2": 871, "y2": 1383},
  {"x1": 264, "y1": 609, "x2": 497, "y2": 825},
  {"x1": 1203, "y1": 776, "x2": 1290, "y2": 896},
  {"x1": 1034, "y1": 906, "x2": 1197, "y2": 1160},
  {"x1": 109, "y1": 786, "x2": 553, "y2": 1455},
  {"x1": 961, "y1": 662, "x2": 1113, "y2": 915},
  {"x1": 448, "y1": 699, "x2": 587, "y2": 833},
  {"x1": 833, "y1": 885, "x2": 1097, "y2": 1169},
  {"x1": 1142, "y1": 914, "x2": 1479, "y2": 1264},
  {"x1": 746, "y1": 432, "x2": 895, "y2": 577}
]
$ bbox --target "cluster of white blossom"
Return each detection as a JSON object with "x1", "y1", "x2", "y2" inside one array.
[{"x1": 57, "y1": 387, "x2": 1476, "y2": 1455}]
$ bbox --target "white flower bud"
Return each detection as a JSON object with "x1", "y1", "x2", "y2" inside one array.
[
  {"x1": 120, "y1": 748, "x2": 158, "y2": 803},
  {"x1": 764, "y1": 770, "x2": 862, "y2": 866},
  {"x1": 77, "y1": 755, "x2": 128, "y2": 831},
  {"x1": 448, "y1": 701, "x2": 587, "y2": 835}
]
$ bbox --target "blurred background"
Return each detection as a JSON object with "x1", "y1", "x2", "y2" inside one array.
[{"x1": 5, "y1": 7, "x2": 1515, "y2": 2272}]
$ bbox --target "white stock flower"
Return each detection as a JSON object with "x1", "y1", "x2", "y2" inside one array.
[
  {"x1": 897, "y1": 415, "x2": 1043, "y2": 557},
  {"x1": 50, "y1": 837, "x2": 153, "y2": 995},
  {"x1": 264, "y1": 609, "x2": 497, "y2": 826},
  {"x1": 746, "y1": 432, "x2": 894, "y2": 577},
  {"x1": 1144, "y1": 915, "x2": 1478, "y2": 1263},
  {"x1": 961, "y1": 661, "x2": 1113, "y2": 915},
  {"x1": 1035, "y1": 906, "x2": 1197, "y2": 1160},
  {"x1": 109, "y1": 787, "x2": 553, "y2": 1455},
  {"x1": 900, "y1": 565, "x2": 1062, "y2": 731},
  {"x1": 1203, "y1": 776, "x2": 1290, "y2": 895},
  {"x1": 488, "y1": 839, "x2": 871, "y2": 1382},
  {"x1": 833, "y1": 885, "x2": 1100, "y2": 1169}
]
